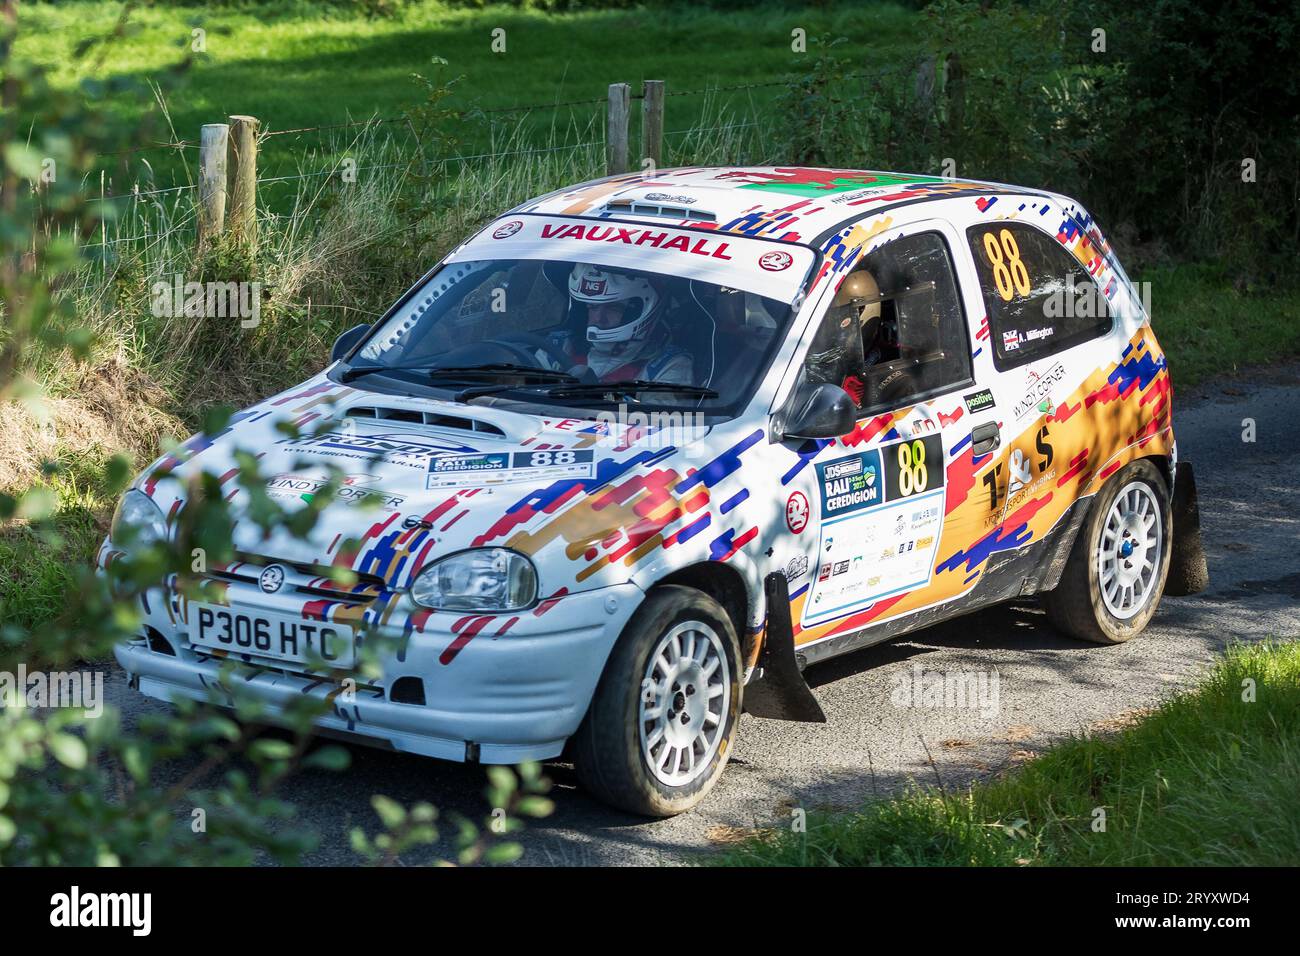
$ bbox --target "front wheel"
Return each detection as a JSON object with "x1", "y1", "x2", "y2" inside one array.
[
  {"x1": 573, "y1": 586, "x2": 742, "y2": 817},
  {"x1": 1044, "y1": 459, "x2": 1172, "y2": 644}
]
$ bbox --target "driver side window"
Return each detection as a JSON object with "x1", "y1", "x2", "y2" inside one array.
[{"x1": 801, "y1": 230, "x2": 973, "y2": 411}]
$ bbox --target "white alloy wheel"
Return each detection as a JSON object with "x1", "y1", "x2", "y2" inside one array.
[
  {"x1": 638, "y1": 620, "x2": 731, "y2": 787},
  {"x1": 1098, "y1": 480, "x2": 1164, "y2": 620}
]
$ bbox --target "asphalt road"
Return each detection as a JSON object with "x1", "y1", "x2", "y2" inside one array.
[{"x1": 100, "y1": 362, "x2": 1300, "y2": 866}]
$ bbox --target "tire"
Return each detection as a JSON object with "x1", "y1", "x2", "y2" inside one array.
[
  {"x1": 1044, "y1": 459, "x2": 1172, "y2": 644},
  {"x1": 573, "y1": 585, "x2": 742, "y2": 817}
]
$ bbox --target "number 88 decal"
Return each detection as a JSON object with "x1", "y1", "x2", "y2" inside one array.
[
  {"x1": 885, "y1": 434, "x2": 944, "y2": 501},
  {"x1": 982, "y1": 228, "x2": 1031, "y2": 302},
  {"x1": 897, "y1": 439, "x2": 928, "y2": 496},
  {"x1": 530, "y1": 450, "x2": 576, "y2": 467}
]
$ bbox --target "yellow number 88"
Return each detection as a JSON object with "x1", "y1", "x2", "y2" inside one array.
[
  {"x1": 982, "y1": 229, "x2": 1031, "y2": 302},
  {"x1": 897, "y1": 439, "x2": 928, "y2": 496}
]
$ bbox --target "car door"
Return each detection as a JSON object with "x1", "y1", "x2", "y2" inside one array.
[
  {"x1": 961, "y1": 217, "x2": 1120, "y2": 543},
  {"x1": 793, "y1": 218, "x2": 1002, "y2": 637}
]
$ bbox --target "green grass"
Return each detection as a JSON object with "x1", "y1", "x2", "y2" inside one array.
[
  {"x1": 0, "y1": 463, "x2": 113, "y2": 636},
  {"x1": 717, "y1": 640, "x2": 1300, "y2": 866},
  {"x1": 16, "y1": 0, "x2": 922, "y2": 190},
  {"x1": 1146, "y1": 264, "x2": 1300, "y2": 387}
]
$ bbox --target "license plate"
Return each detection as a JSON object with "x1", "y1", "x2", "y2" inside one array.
[{"x1": 189, "y1": 604, "x2": 355, "y2": 668}]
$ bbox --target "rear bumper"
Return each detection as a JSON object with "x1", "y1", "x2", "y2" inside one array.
[{"x1": 113, "y1": 581, "x2": 643, "y2": 764}]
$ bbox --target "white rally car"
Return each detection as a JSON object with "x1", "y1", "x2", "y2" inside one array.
[{"x1": 103, "y1": 167, "x2": 1206, "y2": 816}]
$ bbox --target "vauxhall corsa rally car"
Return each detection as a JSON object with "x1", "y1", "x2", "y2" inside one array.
[{"x1": 103, "y1": 167, "x2": 1207, "y2": 816}]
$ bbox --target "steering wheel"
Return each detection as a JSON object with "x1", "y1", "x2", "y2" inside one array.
[{"x1": 484, "y1": 333, "x2": 575, "y2": 373}]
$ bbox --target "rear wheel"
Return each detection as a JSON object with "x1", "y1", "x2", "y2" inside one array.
[
  {"x1": 573, "y1": 586, "x2": 741, "y2": 817},
  {"x1": 1045, "y1": 460, "x2": 1171, "y2": 644}
]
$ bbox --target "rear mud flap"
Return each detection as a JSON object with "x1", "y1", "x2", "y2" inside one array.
[
  {"x1": 742, "y1": 574, "x2": 826, "y2": 723},
  {"x1": 1166, "y1": 460, "x2": 1209, "y2": 596}
]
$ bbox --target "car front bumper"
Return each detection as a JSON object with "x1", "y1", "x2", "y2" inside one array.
[{"x1": 113, "y1": 581, "x2": 643, "y2": 764}]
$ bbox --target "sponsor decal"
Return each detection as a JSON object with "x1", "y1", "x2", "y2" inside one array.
[
  {"x1": 785, "y1": 490, "x2": 810, "y2": 534},
  {"x1": 1012, "y1": 362, "x2": 1068, "y2": 419},
  {"x1": 816, "y1": 451, "x2": 882, "y2": 517},
  {"x1": 492, "y1": 220, "x2": 524, "y2": 239},
  {"x1": 427, "y1": 449, "x2": 595, "y2": 488},
  {"x1": 643, "y1": 192, "x2": 697, "y2": 204},
  {"x1": 266, "y1": 473, "x2": 406, "y2": 509},
  {"x1": 804, "y1": 435, "x2": 947, "y2": 627},
  {"x1": 579, "y1": 274, "x2": 608, "y2": 297},
  {"x1": 537, "y1": 222, "x2": 733, "y2": 260},
  {"x1": 758, "y1": 250, "x2": 794, "y2": 272},
  {"x1": 823, "y1": 457, "x2": 863, "y2": 481},
  {"x1": 784, "y1": 554, "x2": 810, "y2": 582},
  {"x1": 275, "y1": 431, "x2": 475, "y2": 468},
  {"x1": 963, "y1": 388, "x2": 996, "y2": 414}
]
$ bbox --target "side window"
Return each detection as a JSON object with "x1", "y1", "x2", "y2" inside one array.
[
  {"x1": 800, "y1": 230, "x2": 972, "y2": 410},
  {"x1": 966, "y1": 222, "x2": 1113, "y2": 369}
]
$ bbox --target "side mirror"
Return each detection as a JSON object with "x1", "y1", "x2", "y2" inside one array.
[
  {"x1": 779, "y1": 381, "x2": 857, "y2": 441},
  {"x1": 331, "y1": 323, "x2": 370, "y2": 363}
]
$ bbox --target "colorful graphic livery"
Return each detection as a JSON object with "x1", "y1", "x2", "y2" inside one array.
[{"x1": 103, "y1": 167, "x2": 1206, "y2": 816}]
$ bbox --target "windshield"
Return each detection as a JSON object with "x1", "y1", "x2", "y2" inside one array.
[{"x1": 343, "y1": 217, "x2": 816, "y2": 418}]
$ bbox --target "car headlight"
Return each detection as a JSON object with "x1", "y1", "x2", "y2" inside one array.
[
  {"x1": 410, "y1": 548, "x2": 537, "y2": 612},
  {"x1": 109, "y1": 489, "x2": 168, "y2": 549}
]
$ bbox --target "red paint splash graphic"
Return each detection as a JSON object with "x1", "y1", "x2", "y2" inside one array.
[
  {"x1": 1057, "y1": 448, "x2": 1091, "y2": 488},
  {"x1": 840, "y1": 412, "x2": 896, "y2": 448},
  {"x1": 441, "y1": 614, "x2": 496, "y2": 665}
]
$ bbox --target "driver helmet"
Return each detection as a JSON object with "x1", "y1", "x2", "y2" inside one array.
[
  {"x1": 569, "y1": 264, "x2": 660, "y2": 346},
  {"x1": 828, "y1": 269, "x2": 882, "y2": 335}
]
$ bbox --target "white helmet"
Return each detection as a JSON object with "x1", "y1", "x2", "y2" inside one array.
[{"x1": 569, "y1": 264, "x2": 660, "y2": 345}]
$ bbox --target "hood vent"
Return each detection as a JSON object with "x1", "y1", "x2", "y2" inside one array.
[
  {"x1": 603, "y1": 199, "x2": 717, "y2": 223},
  {"x1": 345, "y1": 405, "x2": 507, "y2": 438}
]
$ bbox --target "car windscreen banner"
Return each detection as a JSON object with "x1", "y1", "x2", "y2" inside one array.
[{"x1": 449, "y1": 215, "x2": 817, "y2": 303}]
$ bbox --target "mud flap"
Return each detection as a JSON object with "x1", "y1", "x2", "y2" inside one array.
[
  {"x1": 742, "y1": 573, "x2": 826, "y2": 722},
  {"x1": 1166, "y1": 460, "x2": 1209, "y2": 596}
]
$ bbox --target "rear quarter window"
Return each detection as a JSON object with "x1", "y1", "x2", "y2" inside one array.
[{"x1": 966, "y1": 222, "x2": 1113, "y2": 369}]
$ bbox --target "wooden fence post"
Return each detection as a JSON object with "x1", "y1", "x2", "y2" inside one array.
[
  {"x1": 606, "y1": 83, "x2": 630, "y2": 176},
  {"x1": 197, "y1": 123, "x2": 229, "y2": 248},
  {"x1": 641, "y1": 80, "x2": 664, "y2": 172},
  {"x1": 227, "y1": 114, "x2": 259, "y2": 252}
]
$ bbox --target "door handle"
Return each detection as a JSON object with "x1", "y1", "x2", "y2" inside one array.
[{"x1": 971, "y1": 422, "x2": 1001, "y2": 456}]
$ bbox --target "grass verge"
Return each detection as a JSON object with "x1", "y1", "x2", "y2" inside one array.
[{"x1": 716, "y1": 639, "x2": 1300, "y2": 866}]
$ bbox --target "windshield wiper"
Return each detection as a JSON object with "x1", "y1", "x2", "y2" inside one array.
[
  {"x1": 544, "y1": 379, "x2": 719, "y2": 400},
  {"x1": 426, "y1": 363, "x2": 578, "y2": 381},
  {"x1": 450, "y1": 376, "x2": 716, "y2": 405},
  {"x1": 340, "y1": 361, "x2": 578, "y2": 385},
  {"x1": 339, "y1": 361, "x2": 435, "y2": 383}
]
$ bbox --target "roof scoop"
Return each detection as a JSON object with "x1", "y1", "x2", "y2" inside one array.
[{"x1": 600, "y1": 196, "x2": 717, "y2": 223}]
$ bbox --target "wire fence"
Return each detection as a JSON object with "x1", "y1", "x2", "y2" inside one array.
[{"x1": 73, "y1": 60, "x2": 922, "y2": 254}]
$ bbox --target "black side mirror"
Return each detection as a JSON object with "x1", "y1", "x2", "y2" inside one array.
[
  {"x1": 331, "y1": 323, "x2": 370, "y2": 363},
  {"x1": 779, "y1": 381, "x2": 857, "y2": 441}
]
